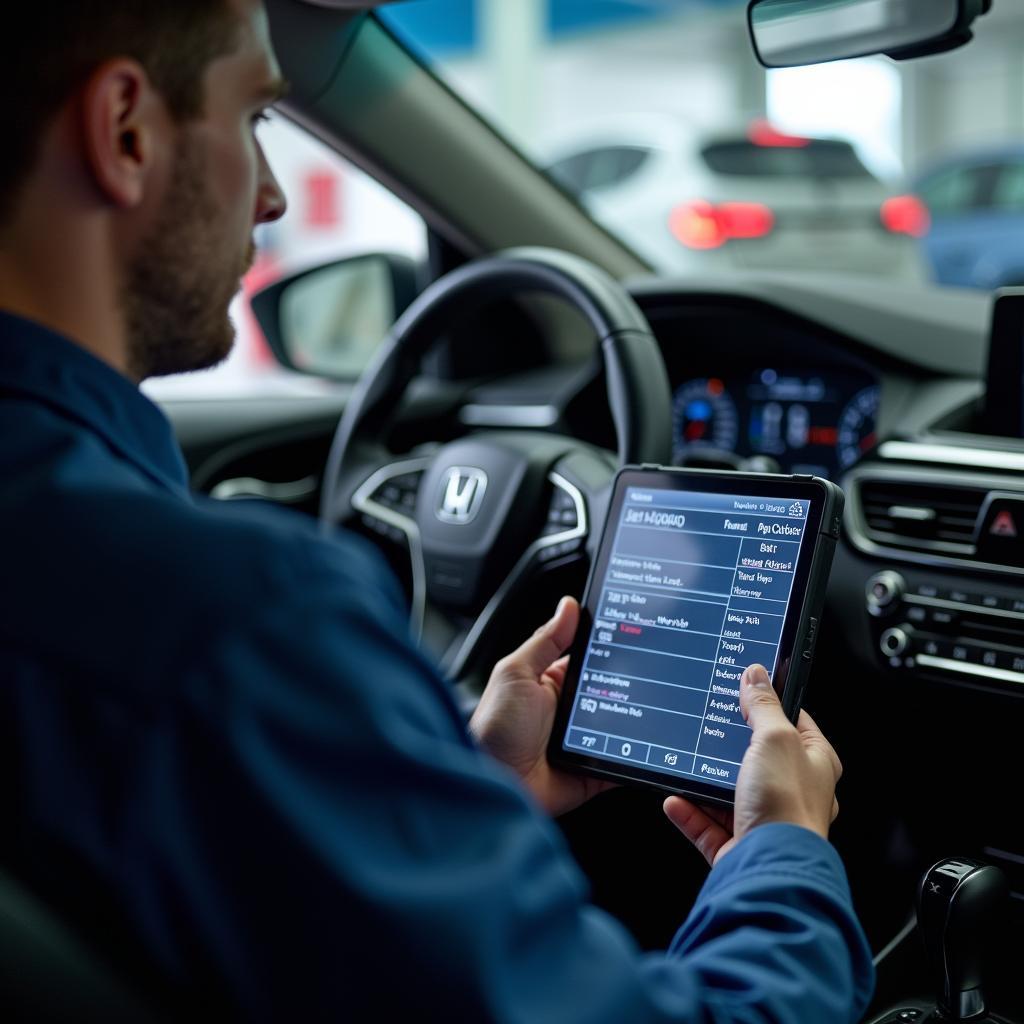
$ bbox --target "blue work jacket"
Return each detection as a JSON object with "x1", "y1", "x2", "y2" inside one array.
[{"x1": 0, "y1": 311, "x2": 874, "y2": 1021}]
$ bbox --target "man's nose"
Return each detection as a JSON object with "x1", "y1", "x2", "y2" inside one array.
[{"x1": 255, "y1": 147, "x2": 287, "y2": 225}]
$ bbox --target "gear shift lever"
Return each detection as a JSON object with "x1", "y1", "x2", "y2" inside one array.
[{"x1": 917, "y1": 858, "x2": 1008, "y2": 1020}]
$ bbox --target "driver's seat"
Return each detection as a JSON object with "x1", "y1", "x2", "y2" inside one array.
[{"x1": 0, "y1": 867, "x2": 160, "y2": 1021}]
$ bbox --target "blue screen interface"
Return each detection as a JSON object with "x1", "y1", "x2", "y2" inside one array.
[{"x1": 562, "y1": 486, "x2": 811, "y2": 790}]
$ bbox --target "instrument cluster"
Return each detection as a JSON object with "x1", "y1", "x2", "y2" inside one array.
[{"x1": 672, "y1": 367, "x2": 880, "y2": 479}]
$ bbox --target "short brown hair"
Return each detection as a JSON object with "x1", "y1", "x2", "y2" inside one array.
[{"x1": 1, "y1": 1, "x2": 239, "y2": 225}]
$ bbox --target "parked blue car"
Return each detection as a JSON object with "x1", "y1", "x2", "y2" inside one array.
[{"x1": 914, "y1": 146, "x2": 1024, "y2": 290}]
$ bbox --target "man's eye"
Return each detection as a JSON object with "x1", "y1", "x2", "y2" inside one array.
[{"x1": 252, "y1": 111, "x2": 271, "y2": 129}]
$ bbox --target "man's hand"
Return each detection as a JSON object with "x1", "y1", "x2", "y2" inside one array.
[
  {"x1": 469, "y1": 596, "x2": 614, "y2": 816},
  {"x1": 664, "y1": 663, "x2": 842, "y2": 866}
]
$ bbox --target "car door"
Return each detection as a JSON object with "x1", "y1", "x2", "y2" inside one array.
[{"x1": 918, "y1": 162, "x2": 1003, "y2": 288}]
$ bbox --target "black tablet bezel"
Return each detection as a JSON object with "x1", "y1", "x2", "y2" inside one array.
[{"x1": 549, "y1": 467, "x2": 836, "y2": 807}]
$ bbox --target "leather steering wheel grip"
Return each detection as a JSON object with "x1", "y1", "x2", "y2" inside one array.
[{"x1": 320, "y1": 246, "x2": 673, "y2": 522}]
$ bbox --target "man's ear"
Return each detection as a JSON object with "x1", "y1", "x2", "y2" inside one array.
[{"x1": 79, "y1": 59, "x2": 167, "y2": 210}]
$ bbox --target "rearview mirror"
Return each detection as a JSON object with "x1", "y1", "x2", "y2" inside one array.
[
  {"x1": 251, "y1": 254, "x2": 421, "y2": 380},
  {"x1": 748, "y1": 0, "x2": 990, "y2": 68}
]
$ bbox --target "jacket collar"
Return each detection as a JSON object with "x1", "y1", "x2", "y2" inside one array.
[{"x1": 0, "y1": 310, "x2": 190, "y2": 498}]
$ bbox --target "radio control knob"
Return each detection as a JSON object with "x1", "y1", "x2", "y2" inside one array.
[
  {"x1": 880, "y1": 627, "x2": 909, "y2": 658},
  {"x1": 866, "y1": 571, "x2": 905, "y2": 615}
]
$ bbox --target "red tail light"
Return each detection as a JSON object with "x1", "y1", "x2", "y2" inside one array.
[
  {"x1": 881, "y1": 194, "x2": 930, "y2": 237},
  {"x1": 669, "y1": 200, "x2": 775, "y2": 250},
  {"x1": 748, "y1": 119, "x2": 811, "y2": 148}
]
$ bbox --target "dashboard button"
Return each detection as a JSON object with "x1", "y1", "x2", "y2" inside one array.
[
  {"x1": 977, "y1": 647, "x2": 999, "y2": 669},
  {"x1": 976, "y1": 496, "x2": 1024, "y2": 567},
  {"x1": 880, "y1": 627, "x2": 909, "y2": 657},
  {"x1": 915, "y1": 583, "x2": 939, "y2": 599},
  {"x1": 866, "y1": 572, "x2": 904, "y2": 615}
]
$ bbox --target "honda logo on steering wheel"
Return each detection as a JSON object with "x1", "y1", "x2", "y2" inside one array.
[{"x1": 437, "y1": 467, "x2": 488, "y2": 524}]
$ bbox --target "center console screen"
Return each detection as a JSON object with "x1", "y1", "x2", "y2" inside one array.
[{"x1": 984, "y1": 289, "x2": 1024, "y2": 438}]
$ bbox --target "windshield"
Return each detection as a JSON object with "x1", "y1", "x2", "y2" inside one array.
[{"x1": 382, "y1": 0, "x2": 1022, "y2": 291}]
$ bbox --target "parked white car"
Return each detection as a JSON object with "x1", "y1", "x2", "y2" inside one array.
[{"x1": 545, "y1": 116, "x2": 927, "y2": 280}]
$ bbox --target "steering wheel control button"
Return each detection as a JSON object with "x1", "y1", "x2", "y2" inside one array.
[
  {"x1": 866, "y1": 571, "x2": 904, "y2": 615},
  {"x1": 544, "y1": 487, "x2": 580, "y2": 535},
  {"x1": 880, "y1": 627, "x2": 909, "y2": 658},
  {"x1": 369, "y1": 470, "x2": 423, "y2": 518}
]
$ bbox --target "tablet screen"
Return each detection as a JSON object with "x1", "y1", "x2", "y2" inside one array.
[{"x1": 560, "y1": 483, "x2": 813, "y2": 791}]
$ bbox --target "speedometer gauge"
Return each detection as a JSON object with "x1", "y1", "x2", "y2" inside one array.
[
  {"x1": 672, "y1": 378, "x2": 740, "y2": 460},
  {"x1": 836, "y1": 385, "x2": 880, "y2": 470}
]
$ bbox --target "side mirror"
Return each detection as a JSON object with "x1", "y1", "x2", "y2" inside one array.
[
  {"x1": 250, "y1": 253, "x2": 422, "y2": 379},
  {"x1": 748, "y1": 0, "x2": 990, "y2": 69}
]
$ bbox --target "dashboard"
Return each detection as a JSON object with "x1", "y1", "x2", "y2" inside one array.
[
  {"x1": 630, "y1": 299, "x2": 887, "y2": 481},
  {"x1": 671, "y1": 368, "x2": 879, "y2": 479}
]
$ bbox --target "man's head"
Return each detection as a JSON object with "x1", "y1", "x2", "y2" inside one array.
[{"x1": 0, "y1": 0, "x2": 287, "y2": 380}]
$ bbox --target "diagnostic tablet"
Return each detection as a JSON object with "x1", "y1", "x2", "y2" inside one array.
[{"x1": 549, "y1": 466, "x2": 843, "y2": 806}]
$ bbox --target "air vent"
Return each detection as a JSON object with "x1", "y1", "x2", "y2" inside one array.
[{"x1": 857, "y1": 479, "x2": 986, "y2": 555}]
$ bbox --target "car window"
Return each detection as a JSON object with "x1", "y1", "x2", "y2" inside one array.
[
  {"x1": 700, "y1": 139, "x2": 872, "y2": 179},
  {"x1": 546, "y1": 149, "x2": 598, "y2": 192},
  {"x1": 991, "y1": 161, "x2": 1024, "y2": 212},
  {"x1": 548, "y1": 145, "x2": 651, "y2": 194},
  {"x1": 381, "y1": 0, "x2": 1024, "y2": 291},
  {"x1": 917, "y1": 165, "x2": 986, "y2": 216},
  {"x1": 142, "y1": 113, "x2": 427, "y2": 401},
  {"x1": 917, "y1": 163, "x2": 1003, "y2": 216}
]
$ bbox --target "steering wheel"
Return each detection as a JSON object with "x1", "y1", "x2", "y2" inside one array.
[{"x1": 320, "y1": 247, "x2": 672, "y2": 680}]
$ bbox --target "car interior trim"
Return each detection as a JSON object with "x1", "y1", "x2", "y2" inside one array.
[
  {"x1": 844, "y1": 463, "x2": 1024, "y2": 575},
  {"x1": 916, "y1": 653, "x2": 1024, "y2": 687},
  {"x1": 878, "y1": 440, "x2": 1024, "y2": 473},
  {"x1": 208, "y1": 476, "x2": 319, "y2": 504},
  {"x1": 458, "y1": 404, "x2": 561, "y2": 428},
  {"x1": 267, "y1": 5, "x2": 650, "y2": 279},
  {"x1": 905, "y1": 593, "x2": 1024, "y2": 622}
]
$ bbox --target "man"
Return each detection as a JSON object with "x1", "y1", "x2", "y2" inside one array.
[{"x1": 0, "y1": 1, "x2": 874, "y2": 1020}]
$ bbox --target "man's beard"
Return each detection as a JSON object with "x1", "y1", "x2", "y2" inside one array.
[{"x1": 121, "y1": 134, "x2": 255, "y2": 381}]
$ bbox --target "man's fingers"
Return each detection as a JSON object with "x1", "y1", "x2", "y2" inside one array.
[
  {"x1": 663, "y1": 796, "x2": 732, "y2": 866},
  {"x1": 541, "y1": 656, "x2": 571, "y2": 691},
  {"x1": 795, "y1": 708, "x2": 827, "y2": 740},
  {"x1": 797, "y1": 710, "x2": 843, "y2": 781},
  {"x1": 498, "y1": 597, "x2": 579, "y2": 678},
  {"x1": 739, "y1": 664, "x2": 791, "y2": 732}
]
